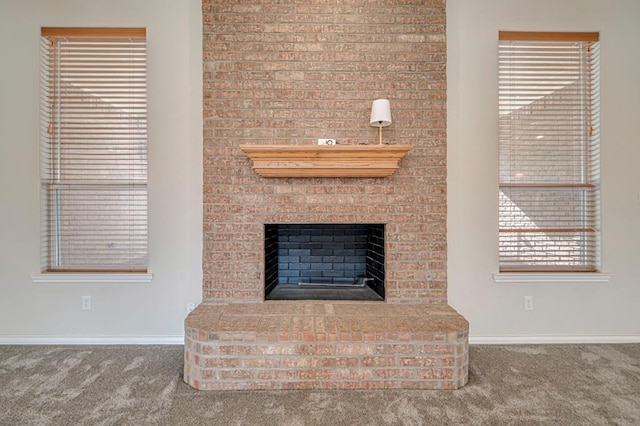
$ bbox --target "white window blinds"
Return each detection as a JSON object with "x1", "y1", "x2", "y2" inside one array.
[
  {"x1": 40, "y1": 28, "x2": 148, "y2": 272},
  {"x1": 498, "y1": 31, "x2": 600, "y2": 272}
]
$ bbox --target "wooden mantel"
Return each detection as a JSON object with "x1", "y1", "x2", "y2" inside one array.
[{"x1": 239, "y1": 144, "x2": 413, "y2": 178}]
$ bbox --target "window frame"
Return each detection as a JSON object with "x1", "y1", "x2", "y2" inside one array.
[
  {"x1": 38, "y1": 27, "x2": 149, "y2": 275},
  {"x1": 496, "y1": 31, "x2": 603, "y2": 275}
]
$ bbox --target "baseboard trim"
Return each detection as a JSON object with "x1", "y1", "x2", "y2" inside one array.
[
  {"x1": 470, "y1": 335, "x2": 640, "y2": 345},
  {"x1": 2, "y1": 335, "x2": 639, "y2": 346},
  {"x1": 0, "y1": 335, "x2": 184, "y2": 345}
]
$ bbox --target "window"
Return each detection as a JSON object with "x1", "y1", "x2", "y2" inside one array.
[
  {"x1": 40, "y1": 28, "x2": 147, "y2": 272},
  {"x1": 498, "y1": 31, "x2": 600, "y2": 273}
]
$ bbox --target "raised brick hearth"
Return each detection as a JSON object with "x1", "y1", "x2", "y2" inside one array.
[
  {"x1": 185, "y1": 302, "x2": 468, "y2": 390},
  {"x1": 185, "y1": 0, "x2": 469, "y2": 391}
]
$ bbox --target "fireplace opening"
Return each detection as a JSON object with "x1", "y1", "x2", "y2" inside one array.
[{"x1": 265, "y1": 223, "x2": 385, "y2": 301}]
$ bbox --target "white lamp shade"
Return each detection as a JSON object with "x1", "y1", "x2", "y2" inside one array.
[{"x1": 370, "y1": 99, "x2": 392, "y2": 127}]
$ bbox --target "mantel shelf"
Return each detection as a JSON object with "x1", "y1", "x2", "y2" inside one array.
[{"x1": 239, "y1": 144, "x2": 413, "y2": 178}]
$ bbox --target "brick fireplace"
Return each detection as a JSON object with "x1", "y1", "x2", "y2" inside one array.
[{"x1": 184, "y1": 0, "x2": 469, "y2": 390}]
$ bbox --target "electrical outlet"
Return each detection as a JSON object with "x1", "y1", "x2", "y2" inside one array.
[
  {"x1": 318, "y1": 138, "x2": 336, "y2": 145},
  {"x1": 186, "y1": 302, "x2": 196, "y2": 316},
  {"x1": 523, "y1": 296, "x2": 534, "y2": 311},
  {"x1": 81, "y1": 296, "x2": 92, "y2": 311}
]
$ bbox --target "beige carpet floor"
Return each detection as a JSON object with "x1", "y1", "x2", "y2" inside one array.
[{"x1": 1, "y1": 343, "x2": 639, "y2": 425}]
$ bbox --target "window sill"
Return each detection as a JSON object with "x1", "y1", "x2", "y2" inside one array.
[
  {"x1": 30, "y1": 272, "x2": 153, "y2": 284},
  {"x1": 492, "y1": 272, "x2": 612, "y2": 284}
]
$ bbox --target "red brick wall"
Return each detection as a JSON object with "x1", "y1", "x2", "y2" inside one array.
[{"x1": 202, "y1": 0, "x2": 447, "y2": 303}]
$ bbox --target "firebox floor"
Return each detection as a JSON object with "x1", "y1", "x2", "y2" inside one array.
[{"x1": 266, "y1": 284, "x2": 384, "y2": 301}]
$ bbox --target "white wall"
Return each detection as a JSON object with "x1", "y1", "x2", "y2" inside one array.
[
  {"x1": 0, "y1": 0, "x2": 202, "y2": 342},
  {"x1": 448, "y1": 0, "x2": 640, "y2": 341}
]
